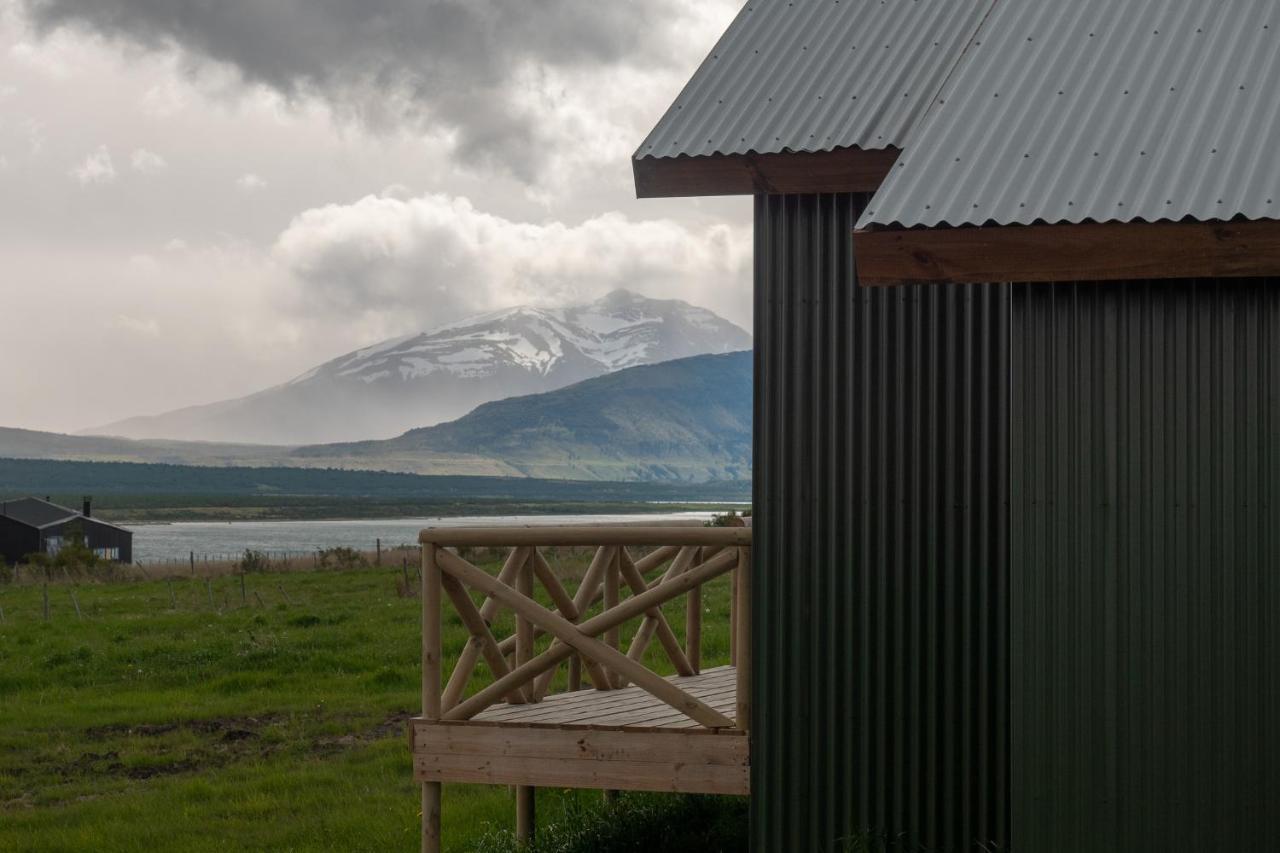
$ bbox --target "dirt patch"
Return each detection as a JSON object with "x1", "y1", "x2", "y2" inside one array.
[
  {"x1": 312, "y1": 710, "x2": 412, "y2": 751},
  {"x1": 85, "y1": 714, "x2": 284, "y2": 741}
]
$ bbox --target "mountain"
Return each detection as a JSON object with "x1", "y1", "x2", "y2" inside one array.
[
  {"x1": 0, "y1": 427, "x2": 291, "y2": 467},
  {"x1": 292, "y1": 350, "x2": 752, "y2": 482},
  {"x1": 85, "y1": 290, "x2": 751, "y2": 445}
]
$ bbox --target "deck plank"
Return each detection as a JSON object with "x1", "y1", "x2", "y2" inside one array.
[{"x1": 471, "y1": 665, "x2": 737, "y2": 728}]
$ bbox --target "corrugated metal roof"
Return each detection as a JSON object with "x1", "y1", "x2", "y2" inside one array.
[
  {"x1": 635, "y1": 0, "x2": 994, "y2": 161},
  {"x1": 860, "y1": 0, "x2": 1280, "y2": 229},
  {"x1": 0, "y1": 497, "x2": 78, "y2": 529}
]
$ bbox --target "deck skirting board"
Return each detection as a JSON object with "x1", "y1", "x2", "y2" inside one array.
[{"x1": 411, "y1": 721, "x2": 749, "y2": 795}]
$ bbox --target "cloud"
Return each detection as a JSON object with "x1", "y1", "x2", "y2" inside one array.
[
  {"x1": 130, "y1": 147, "x2": 166, "y2": 173},
  {"x1": 111, "y1": 313, "x2": 160, "y2": 337},
  {"x1": 271, "y1": 190, "x2": 750, "y2": 331},
  {"x1": 235, "y1": 172, "x2": 266, "y2": 191},
  {"x1": 17, "y1": 0, "x2": 717, "y2": 183},
  {"x1": 69, "y1": 144, "x2": 115, "y2": 183}
]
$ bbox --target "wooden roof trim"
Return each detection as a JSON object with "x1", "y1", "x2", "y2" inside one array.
[
  {"x1": 633, "y1": 147, "x2": 901, "y2": 199},
  {"x1": 853, "y1": 220, "x2": 1280, "y2": 285}
]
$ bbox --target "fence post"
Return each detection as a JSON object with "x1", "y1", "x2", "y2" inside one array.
[
  {"x1": 422, "y1": 543, "x2": 442, "y2": 853},
  {"x1": 376, "y1": 538, "x2": 382, "y2": 566},
  {"x1": 190, "y1": 551, "x2": 195, "y2": 577}
]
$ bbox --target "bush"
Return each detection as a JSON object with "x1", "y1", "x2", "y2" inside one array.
[
  {"x1": 472, "y1": 793, "x2": 747, "y2": 853},
  {"x1": 316, "y1": 546, "x2": 367, "y2": 571},
  {"x1": 237, "y1": 549, "x2": 270, "y2": 574},
  {"x1": 706, "y1": 510, "x2": 751, "y2": 528}
]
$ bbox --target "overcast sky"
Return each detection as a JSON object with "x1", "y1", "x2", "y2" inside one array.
[{"x1": 0, "y1": 0, "x2": 750, "y2": 433}]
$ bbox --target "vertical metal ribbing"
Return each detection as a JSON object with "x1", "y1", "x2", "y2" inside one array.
[
  {"x1": 751, "y1": 192, "x2": 1010, "y2": 853},
  {"x1": 1011, "y1": 279, "x2": 1280, "y2": 853}
]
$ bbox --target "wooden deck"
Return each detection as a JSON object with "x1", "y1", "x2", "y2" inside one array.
[
  {"x1": 413, "y1": 526, "x2": 752, "y2": 851},
  {"x1": 411, "y1": 666, "x2": 748, "y2": 795}
]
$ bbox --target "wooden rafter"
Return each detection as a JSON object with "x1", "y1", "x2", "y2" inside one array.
[
  {"x1": 853, "y1": 219, "x2": 1280, "y2": 285},
  {"x1": 633, "y1": 146, "x2": 900, "y2": 198}
]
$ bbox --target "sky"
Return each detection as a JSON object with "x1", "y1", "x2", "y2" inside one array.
[{"x1": 0, "y1": 0, "x2": 751, "y2": 433}]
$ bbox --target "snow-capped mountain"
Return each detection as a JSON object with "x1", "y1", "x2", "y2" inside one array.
[{"x1": 84, "y1": 290, "x2": 752, "y2": 445}]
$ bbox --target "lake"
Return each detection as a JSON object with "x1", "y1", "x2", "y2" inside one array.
[{"x1": 126, "y1": 512, "x2": 722, "y2": 563}]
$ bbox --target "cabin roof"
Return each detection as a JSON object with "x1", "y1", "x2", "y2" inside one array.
[
  {"x1": 633, "y1": 0, "x2": 992, "y2": 196},
  {"x1": 858, "y1": 0, "x2": 1280, "y2": 230},
  {"x1": 0, "y1": 496, "x2": 131, "y2": 533},
  {"x1": 0, "y1": 497, "x2": 79, "y2": 529}
]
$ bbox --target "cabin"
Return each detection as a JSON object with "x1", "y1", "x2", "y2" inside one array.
[
  {"x1": 414, "y1": 2, "x2": 1280, "y2": 851},
  {"x1": 0, "y1": 497, "x2": 133, "y2": 565}
]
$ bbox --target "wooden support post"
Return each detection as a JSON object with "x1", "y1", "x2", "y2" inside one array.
[
  {"x1": 515, "y1": 554, "x2": 536, "y2": 845},
  {"x1": 376, "y1": 538, "x2": 382, "y2": 566},
  {"x1": 422, "y1": 544, "x2": 442, "y2": 853},
  {"x1": 604, "y1": 547, "x2": 621, "y2": 689},
  {"x1": 190, "y1": 550, "x2": 195, "y2": 577},
  {"x1": 729, "y1": 564, "x2": 738, "y2": 667},
  {"x1": 516, "y1": 784, "x2": 535, "y2": 847},
  {"x1": 686, "y1": 583, "x2": 702, "y2": 674},
  {"x1": 735, "y1": 547, "x2": 751, "y2": 731}
]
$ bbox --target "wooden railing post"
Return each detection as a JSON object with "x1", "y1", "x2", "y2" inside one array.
[
  {"x1": 421, "y1": 543, "x2": 442, "y2": 853},
  {"x1": 603, "y1": 546, "x2": 621, "y2": 689},
  {"x1": 686, "y1": 583, "x2": 702, "y2": 675},
  {"x1": 515, "y1": 554, "x2": 535, "y2": 844},
  {"x1": 729, "y1": 557, "x2": 738, "y2": 668},
  {"x1": 734, "y1": 546, "x2": 751, "y2": 731}
]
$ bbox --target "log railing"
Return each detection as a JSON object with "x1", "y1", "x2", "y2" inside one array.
[{"x1": 417, "y1": 525, "x2": 752, "y2": 852}]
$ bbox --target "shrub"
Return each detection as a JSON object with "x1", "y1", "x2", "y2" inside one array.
[
  {"x1": 237, "y1": 549, "x2": 270, "y2": 574},
  {"x1": 316, "y1": 546, "x2": 367, "y2": 571},
  {"x1": 472, "y1": 793, "x2": 747, "y2": 853}
]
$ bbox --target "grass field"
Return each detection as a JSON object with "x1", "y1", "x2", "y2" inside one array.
[{"x1": 0, "y1": 550, "x2": 740, "y2": 852}]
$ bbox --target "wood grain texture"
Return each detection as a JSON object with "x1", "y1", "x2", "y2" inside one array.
[
  {"x1": 420, "y1": 527, "x2": 751, "y2": 547},
  {"x1": 633, "y1": 147, "x2": 900, "y2": 198},
  {"x1": 412, "y1": 720, "x2": 748, "y2": 795},
  {"x1": 853, "y1": 220, "x2": 1280, "y2": 285}
]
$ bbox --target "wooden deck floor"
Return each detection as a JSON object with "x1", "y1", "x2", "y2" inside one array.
[
  {"x1": 411, "y1": 666, "x2": 748, "y2": 794},
  {"x1": 472, "y1": 664, "x2": 738, "y2": 729}
]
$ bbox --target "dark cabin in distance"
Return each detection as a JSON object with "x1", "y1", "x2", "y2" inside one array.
[{"x1": 0, "y1": 496, "x2": 132, "y2": 565}]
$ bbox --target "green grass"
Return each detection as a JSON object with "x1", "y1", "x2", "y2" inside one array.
[{"x1": 0, "y1": 552, "x2": 737, "y2": 851}]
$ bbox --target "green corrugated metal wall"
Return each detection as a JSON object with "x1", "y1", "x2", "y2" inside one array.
[
  {"x1": 1011, "y1": 280, "x2": 1280, "y2": 852},
  {"x1": 752, "y1": 192, "x2": 1011, "y2": 852}
]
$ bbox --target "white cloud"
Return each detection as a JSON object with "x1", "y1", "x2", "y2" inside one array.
[
  {"x1": 69, "y1": 144, "x2": 116, "y2": 184},
  {"x1": 20, "y1": 117, "x2": 43, "y2": 154},
  {"x1": 236, "y1": 172, "x2": 266, "y2": 191},
  {"x1": 112, "y1": 313, "x2": 160, "y2": 337},
  {"x1": 9, "y1": 38, "x2": 76, "y2": 78},
  {"x1": 130, "y1": 147, "x2": 167, "y2": 173},
  {"x1": 272, "y1": 191, "x2": 751, "y2": 331},
  {"x1": 163, "y1": 238, "x2": 188, "y2": 252},
  {"x1": 140, "y1": 79, "x2": 185, "y2": 117}
]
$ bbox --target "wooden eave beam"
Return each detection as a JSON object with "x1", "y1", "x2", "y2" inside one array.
[
  {"x1": 853, "y1": 220, "x2": 1280, "y2": 286},
  {"x1": 633, "y1": 146, "x2": 901, "y2": 199}
]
